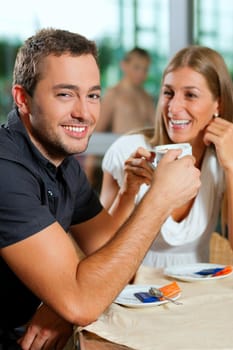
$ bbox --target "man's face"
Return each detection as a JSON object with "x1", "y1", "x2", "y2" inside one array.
[{"x1": 25, "y1": 54, "x2": 101, "y2": 165}]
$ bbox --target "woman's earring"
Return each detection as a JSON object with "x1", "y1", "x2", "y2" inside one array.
[{"x1": 213, "y1": 113, "x2": 219, "y2": 118}]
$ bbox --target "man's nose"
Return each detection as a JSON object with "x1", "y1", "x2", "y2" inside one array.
[{"x1": 72, "y1": 98, "x2": 90, "y2": 119}]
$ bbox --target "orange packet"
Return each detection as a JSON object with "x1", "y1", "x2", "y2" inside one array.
[
  {"x1": 159, "y1": 281, "x2": 181, "y2": 298},
  {"x1": 213, "y1": 265, "x2": 233, "y2": 277}
]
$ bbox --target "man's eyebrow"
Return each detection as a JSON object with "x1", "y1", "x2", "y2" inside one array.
[
  {"x1": 89, "y1": 85, "x2": 101, "y2": 91},
  {"x1": 53, "y1": 84, "x2": 101, "y2": 91}
]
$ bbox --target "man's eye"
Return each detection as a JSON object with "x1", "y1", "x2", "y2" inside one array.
[
  {"x1": 57, "y1": 92, "x2": 71, "y2": 97},
  {"x1": 89, "y1": 93, "x2": 101, "y2": 100}
]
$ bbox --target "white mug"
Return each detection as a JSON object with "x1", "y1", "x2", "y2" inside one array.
[{"x1": 154, "y1": 143, "x2": 192, "y2": 164}]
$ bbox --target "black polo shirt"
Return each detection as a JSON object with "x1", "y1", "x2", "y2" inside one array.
[{"x1": 0, "y1": 108, "x2": 103, "y2": 328}]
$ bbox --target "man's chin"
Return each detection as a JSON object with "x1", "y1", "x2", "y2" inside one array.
[{"x1": 73, "y1": 139, "x2": 90, "y2": 155}]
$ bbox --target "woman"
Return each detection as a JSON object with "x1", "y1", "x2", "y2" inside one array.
[{"x1": 99, "y1": 45, "x2": 233, "y2": 267}]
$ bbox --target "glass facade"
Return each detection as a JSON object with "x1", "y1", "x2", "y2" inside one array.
[
  {"x1": 97, "y1": 0, "x2": 169, "y2": 99},
  {"x1": 194, "y1": 0, "x2": 233, "y2": 76}
]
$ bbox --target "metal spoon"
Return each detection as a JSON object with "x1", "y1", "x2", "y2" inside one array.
[{"x1": 149, "y1": 287, "x2": 183, "y2": 305}]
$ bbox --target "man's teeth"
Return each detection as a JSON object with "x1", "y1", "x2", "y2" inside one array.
[
  {"x1": 170, "y1": 119, "x2": 190, "y2": 125},
  {"x1": 63, "y1": 126, "x2": 85, "y2": 132}
]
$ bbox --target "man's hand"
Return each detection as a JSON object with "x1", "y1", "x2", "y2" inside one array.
[
  {"x1": 152, "y1": 149, "x2": 201, "y2": 211},
  {"x1": 18, "y1": 303, "x2": 73, "y2": 350}
]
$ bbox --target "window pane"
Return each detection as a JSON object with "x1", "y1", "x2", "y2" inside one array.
[{"x1": 194, "y1": 0, "x2": 233, "y2": 75}]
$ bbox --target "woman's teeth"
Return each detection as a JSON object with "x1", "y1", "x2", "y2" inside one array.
[{"x1": 170, "y1": 119, "x2": 190, "y2": 126}]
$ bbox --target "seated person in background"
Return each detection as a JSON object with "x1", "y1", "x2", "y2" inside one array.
[
  {"x1": 100, "y1": 45, "x2": 233, "y2": 268},
  {"x1": 96, "y1": 47, "x2": 155, "y2": 134},
  {"x1": 0, "y1": 29, "x2": 200, "y2": 350},
  {"x1": 83, "y1": 47, "x2": 156, "y2": 189}
]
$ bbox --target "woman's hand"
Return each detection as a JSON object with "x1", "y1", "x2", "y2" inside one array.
[
  {"x1": 204, "y1": 117, "x2": 233, "y2": 171},
  {"x1": 122, "y1": 147, "x2": 155, "y2": 196}
]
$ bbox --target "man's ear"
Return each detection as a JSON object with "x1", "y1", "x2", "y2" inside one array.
[{"x1": 12, "y1": 85, "x2": 30, "y2": 114}]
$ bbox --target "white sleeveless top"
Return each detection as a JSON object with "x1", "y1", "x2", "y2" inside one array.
[{"x1": 102, "y1": 134, "x2": 225, "y2": 268}]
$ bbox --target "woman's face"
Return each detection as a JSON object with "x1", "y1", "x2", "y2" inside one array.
[{"x1": 161, "y1": 66, "x2": 219, "y2": 146}]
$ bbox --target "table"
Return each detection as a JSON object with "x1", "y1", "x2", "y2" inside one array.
[{"x1": 75, "y1": 265, "x2": 233, "y2": 350}]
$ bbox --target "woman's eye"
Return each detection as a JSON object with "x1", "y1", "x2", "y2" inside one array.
[
  {"x1": 186, "y1": 92, "x2": 197, "y2": 98},
  {"x1": 163, "y1": 90, "x2": 173, "y2": 97}
]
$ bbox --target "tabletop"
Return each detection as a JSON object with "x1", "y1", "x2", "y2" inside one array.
[{"x1": 75, "y1": 264, "x2": 233, "y2": 350}]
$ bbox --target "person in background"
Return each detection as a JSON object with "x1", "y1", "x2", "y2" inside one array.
[
  {"x1": 83, "y1": 47, "x2": 155, "y2": 189},
  {"x1": 100, "y1": 45, "x2": 233, "y2": 268},
  {"x1": 96, "y1": 47, "x2": 155, "y2": 133},
  {"x1": 0, "y1": 29, "x2": 200, "y2": 350}
]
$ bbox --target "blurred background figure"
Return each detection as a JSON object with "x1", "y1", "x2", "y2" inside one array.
[
  {"x1": 84, "y1": 47, "x2": 156, "y2": 190},
  {"x1": 96, "y1": 47, "x2": 155, "y2": 134}
]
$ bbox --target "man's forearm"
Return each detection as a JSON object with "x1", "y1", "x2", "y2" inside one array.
[
  {"x1": 75, "y1": 187, "x2": 170, "y2": 323},
  {"x1": 73, "y1": 155, "x2": 200, "y2": 325}
]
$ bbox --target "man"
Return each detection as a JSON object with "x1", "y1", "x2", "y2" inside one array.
[{"x1": 0, "y1": 28, "x2": 200, "y2": 350}]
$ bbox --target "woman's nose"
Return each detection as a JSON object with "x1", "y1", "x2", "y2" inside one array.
[{"x1": 168, "y1": 93, "x2": 184, "y2": 114}]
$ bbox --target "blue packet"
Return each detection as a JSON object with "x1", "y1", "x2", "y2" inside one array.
[
  {"x1": 194, "y1": 267, "x2": 224, "y2": 276},
  {"x1": 134, "y1": 292, "x2": 159, "y2": 303}
]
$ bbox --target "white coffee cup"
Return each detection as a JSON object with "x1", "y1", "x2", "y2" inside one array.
[{"x1": 154, "y1": 143, "x2": 192, "y2": 164}]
